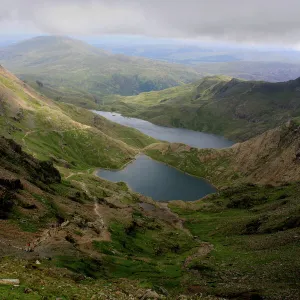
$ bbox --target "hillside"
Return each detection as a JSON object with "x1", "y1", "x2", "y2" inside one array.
[
  {"x1": 0, "y1": 65, "x2": 207, "y2": 298},
  {"x1": 0, "y1": 135, "x2": 199, "y2": 299},
  {"x1": 144, "y1": 121, "x2": 300, "y2": 299},
  {"x1": 146, "y1": 119, "x2": 300, "y2": 187},
  {"x1": 0, "y1": 36, "x2": 200, "y2": 100},
  {"x1": 0, "y1": 64, "x2": 158, "y2": 169},
  {"x1": 0, "y1": 65, "x2": 300, "y2": 299},
  {"x1": 102, "y1": 75, "x2": 300, "y2": 141}
]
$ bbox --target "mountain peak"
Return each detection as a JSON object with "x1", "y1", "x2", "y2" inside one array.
[{"x1": 2, "y1": 35, "x2": 108, "y2": 57}]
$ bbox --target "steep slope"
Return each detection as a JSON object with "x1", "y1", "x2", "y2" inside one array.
[
  {"x1": 146, "y1": 119, "x2": 300, "y2": 187},
  {"x1": 0, "y1": 136, "x2": 199, "y2": 299},
  {"x1": 0, "y1": 36, "x2": 200, "y2": 98},
  {"x1": 0, "y1": 64, "x2": 157, "y2": 169},
  {"x1": 104, "y1": 75, "x2": 300, "y2": 141},
  {"x1": 0, "y1": 66, "x2": 206, "y2": 299}
]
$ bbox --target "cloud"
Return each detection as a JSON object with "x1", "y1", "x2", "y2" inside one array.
[{"x1": 1, "y1": 0, "x2": 300, "y2": 45}]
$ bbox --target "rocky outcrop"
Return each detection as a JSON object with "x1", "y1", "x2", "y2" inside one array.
[
  {"x1": 0, "y1": 178, "x2": 23, "y2": 190},
  {"x1": 231, "y1": 120, "x2": 300, "y2": 185},
  {"x1": 146, "y1": 120, "x2": 300, "y2": 187},
  {"x1": 0, "y1": 136, "x2": 61, "y2": 185}
]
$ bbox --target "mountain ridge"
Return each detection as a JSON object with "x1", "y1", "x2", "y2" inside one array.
[
  {"x1": 101, "y1": 74, "x2": 300, "y2": 141},
  {"x1": 0, "y1": 36, "x2": 201, "y2": 97}
]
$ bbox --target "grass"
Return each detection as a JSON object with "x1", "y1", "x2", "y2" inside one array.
[
  {"x1": 0, "y1": 65, "x2": 157, "y2": 172},
  {"x1": 0, "y1": 257, "x2": 143, "y2": 300},
  {"x1": 168, "y1": 183, "x2": 300, "y2": 298},
  {"x1": 145, "y1": 144, "x2": 238, "y2": 187},
  {"x1": 90, "y1": 213, "x2": 199, "y2": 292}
]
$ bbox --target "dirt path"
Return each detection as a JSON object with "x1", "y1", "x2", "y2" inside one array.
[
  {"x1": 78, "y1": 182, "x2": 111, "y2": 241},
  {"x1": 65, "y1": 168, "x2": 94, "y2": 180},
  {"x1": 183, "y1": 242, "x2": 214, "y2": 268},
  {"x1": 22, "y1": 127, "x2": 90, "y2": 148},
  {"x1": 0, "y1": 239, "x2": 24, "y2": 251}
]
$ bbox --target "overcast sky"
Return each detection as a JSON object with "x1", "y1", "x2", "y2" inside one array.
[{"x1": 1, "y1": 0, "x2": 300, "y2": 47}]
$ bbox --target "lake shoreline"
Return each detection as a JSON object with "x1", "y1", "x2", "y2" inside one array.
[
  {"x1": 91, "y1": 110, "x2": 233, "y2": 201},
  {"x1": 95, "y1": 154, "x2": 217, "y2": 202},
  {"x1": 94, "y1": 150, "x2": 219, "y2": 190},
  {"x1": 92, "y1": 110, "x2": 234, "y2": 149}
]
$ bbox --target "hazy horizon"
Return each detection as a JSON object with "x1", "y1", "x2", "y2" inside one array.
[{"x1": 1, "y1": 0, "x2": 300, "y2": 50}]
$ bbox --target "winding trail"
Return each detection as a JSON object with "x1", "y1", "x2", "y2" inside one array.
[
  {"x1": 21, "y1": 126, "x2": 91, "y2": 148},
  {"x1": 78, "y1": 182, "x2": 110, "y2": 240},
  {"x1": 0, "y1": 239, "x2": 24, "y2": 251}
]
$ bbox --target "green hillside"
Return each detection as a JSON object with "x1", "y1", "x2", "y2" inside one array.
[
  {"x1": 0, "y1": 65, "x2": 157, "y2": 170},
  {"x1": 0, "y1": 65, "x2": 300, "y2": 299},
  {"x1": 102, "y1": 75, "x2": 300, "y2": 141},
  {"x1": 0, "y1": 36, "x2": 200, "y2": 99}
]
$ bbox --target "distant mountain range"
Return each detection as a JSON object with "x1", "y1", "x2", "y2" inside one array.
[
  {"x1": 0, "y1": 36, "x2": 200, "y2": 97},
  {"x1": 94, "y1": 42, "x2": 300, "y2": 64},
  {"x1": 94, "y1": 42, "x2": 300, "y2": 82}
]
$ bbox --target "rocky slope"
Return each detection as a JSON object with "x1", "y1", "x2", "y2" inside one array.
[
  {"x1": 0, "y1": 134, "x2": 199, "y2": 299},
  {"x1": 146, "y1": 119, "x2": 300, "y2": 187}
]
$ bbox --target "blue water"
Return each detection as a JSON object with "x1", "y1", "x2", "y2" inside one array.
[
  {"x1": 93, "y1": 110, "x2": 234, "y2": 149},
  {"x1": 93, "y1": 110, "x2": 234, "y2": 201},
  {"x1": 96, "y1": 155, "x2": 216, "y2": 202}
]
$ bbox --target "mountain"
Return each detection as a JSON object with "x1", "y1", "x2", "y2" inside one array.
[
  {"x1": 102, "y1": 75, "x2": 300, "y2": 141},
  {"x1": 0, "y1": 65, "x2": 300, "y2": 299},
  {"x1": 94, "y1": 42, "x2": 300, "y2": 81},
  {"x1": 144, "y1": 121, "x2": 300, "y2": 299},
  {"x1": 0, "y1": 36, "x2": 200, "y2": 99},
  {"x1": 0, "y1": 64, "x2": 159, "y2": 169}
]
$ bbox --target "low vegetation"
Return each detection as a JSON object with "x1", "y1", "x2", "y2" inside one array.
[
  {"x1": 146, "y1": 119, "x2": 300, "y2": 187},
  {"x1": 168, "y1": 183, "x2": 300, "y2": 299},
  {"x1": 0, "y1": 65, "x2": 300, "y2": 299},
  {"x1": 100, "y1": 75, "x2": 300, "y2": 141}
]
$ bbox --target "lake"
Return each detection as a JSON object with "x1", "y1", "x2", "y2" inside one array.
[
  {"x1": 93, "y1": 111, "x2": 234, "y2": 149},
  {"x1": 96, "y1": 155, "x2": 216, "y2": 202},
  {"x1": 93, "y1": 110, "x2": 234, "y2": 201}
]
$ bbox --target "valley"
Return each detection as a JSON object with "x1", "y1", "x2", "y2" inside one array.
[
  {"x1": 0, "y1": 37, "x2": 300, "y2": 300},
  {"x1": 98, "y1": 75, "x2": 300, "y2": 141}
]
